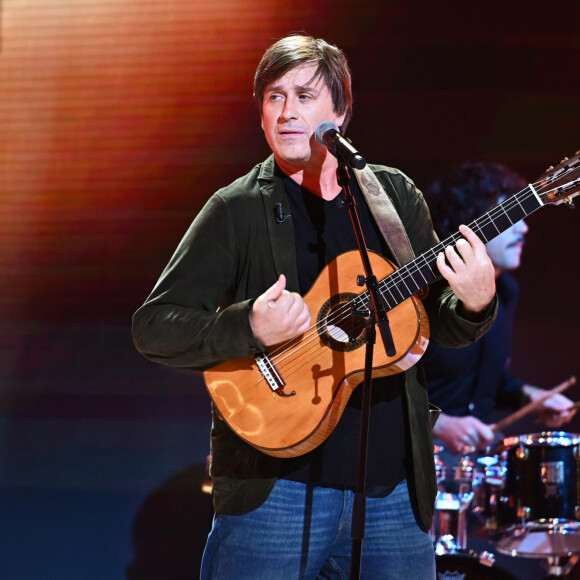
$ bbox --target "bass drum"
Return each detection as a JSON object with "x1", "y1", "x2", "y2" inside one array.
[{"x1": 436, "y1": 553, "x2": 518, "y2": 580}]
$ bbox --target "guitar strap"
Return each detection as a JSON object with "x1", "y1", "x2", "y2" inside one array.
[
  {"x1": 354, "y1": 166, "x2": 440, "y2": 428},
  {"x1": 353, "y1": 166, "x2": 416, "y2": 267}
]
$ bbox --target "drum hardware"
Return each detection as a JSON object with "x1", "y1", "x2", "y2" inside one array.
[
  {"x1": 434, "y1": 533, "x2": 460, "y2": 556},
  {"x1": 435, "y1": 551, "x2": 518, "y2": 580},
  {"x1": 454, "y1": 455, "x2": 476, "y2": 496},
  {"x1": 435, "y1": 451, "x2": 447, "y2": 491},
  {"x1": 432, "y1": 455, "x2": 477, "y2": 551},
  {"x1": 433, "y1": 430, "x2": 580, "y2": 577},
  {"x1": 432, "y1": 491, "x2": 474, "y2": 551},
  {"x1": 545, "y1": 555, "x2": 580, "y2": 579},
  {"x1": 473, "y1": 455, "x2": 506, "y2": 516},
  {"x1": 472, "y1": 456, "x2": 506, "y2": 531},
  {"x1": 435, "y1": 541, "x2": 497, "y2": 566},
  {"x1": 432, "y1": 492, "x2": 473, "y2": 551},
  {"x1": 516, "y1": 506, "x2": 532, "y2": 527},
  {"x1": 496, "y1": 519, "x2": 580, "y2": 576},
  {"x1": 477, "y1": 550, "x2": 496, "y2": 567},
  {"x1": 496, "y1": 432, "x2": 580, "y2": 528},
  {"x1": 515, "y1": 443, "x2": 529, "y2": 461},
  {"x1": 431, "y1": 452, "x2": 485, "y2": 550},
  {"x1": 542, "y1": 461, "x2": 566, "y2": 494}
]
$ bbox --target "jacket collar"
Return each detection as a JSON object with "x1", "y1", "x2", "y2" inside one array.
[{"x1": 257, "y1": 154, "x2": 278, "y2": 182}]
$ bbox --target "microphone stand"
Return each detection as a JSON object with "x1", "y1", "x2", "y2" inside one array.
[{"x1": 334, "y1": 161, "x2": 397, "y2": 580}]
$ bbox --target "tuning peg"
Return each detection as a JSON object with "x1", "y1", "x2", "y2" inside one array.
[
  {"x1": 545, "y1": 165, "x2": 554, "y2": 173},
  {"x1": 560, "y1": 157, "x2": 569, "y2": 165},
  {"x1": 566, "y1": 199, "x2": 576, "y2": 209}
]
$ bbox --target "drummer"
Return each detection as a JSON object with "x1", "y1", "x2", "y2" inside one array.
[{"x1": 422, "y1": 161, "x2": 576, "y2": 461}]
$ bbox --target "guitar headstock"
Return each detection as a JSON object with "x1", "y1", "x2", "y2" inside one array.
[{"x1": 536, "y1": 150, "x2": 580, "y2": 207}]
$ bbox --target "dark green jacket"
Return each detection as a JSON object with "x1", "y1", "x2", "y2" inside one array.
[{"x1": 132, "y1": 155, "x2": 496, "y2": 531}]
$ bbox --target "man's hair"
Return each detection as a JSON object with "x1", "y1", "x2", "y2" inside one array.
[
  {"x1": 253, "y1": 34, "x2": 353, "y2": 132},
  {"x1": 425, "y1": 161, "x2": 528, "y2": 240}
]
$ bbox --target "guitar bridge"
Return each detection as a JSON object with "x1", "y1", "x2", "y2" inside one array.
[{"x1": 255, "y1": 353, "x2": 295, "y2": 397}]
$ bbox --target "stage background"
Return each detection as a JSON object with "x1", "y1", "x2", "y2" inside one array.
[{"x1": 1, "y1": 1, "x2": 579, "y2": 578}]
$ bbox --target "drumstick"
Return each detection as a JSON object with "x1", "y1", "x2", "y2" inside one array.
[
  {"x1": 563, "y1": 400, "x2": 580, "y2": 412},
  {"x1": 492, "y1": 375, "x2": 577, "y2": 433}
]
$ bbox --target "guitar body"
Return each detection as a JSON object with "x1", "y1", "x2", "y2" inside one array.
[{"x1": 204, "y1": 250, "x2": 430, "y2": 458}]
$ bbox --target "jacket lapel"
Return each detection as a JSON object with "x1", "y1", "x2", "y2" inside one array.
[{"x1": 258, "y1": 156, "x2": 301, "y2": 293}]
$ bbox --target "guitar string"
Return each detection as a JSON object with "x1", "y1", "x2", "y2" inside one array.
[
  {"x1": 265, "y1": 169, "x2": 572, "y2": 379},
  {"x1": 252, "y1": 203, "x2": 534, "y2": 388},
  {"x1": 375, "y1": 167, "x2": 579, "y2": 297},
  {"x1": 258, "y1": 164, "x2": 578, "y2": 383},
  {"x1": 326, "y1": 168, "x2": 576, "y2": 323},
  {"x1": 268, "y1": 179, "x2": 545, "y2": 362},
  {"x1": 259, "y1": 168, "x2": 574, "y2": 384},
  {"x1": 260, "y1": 184, "x2": 541, "y2": 383}
]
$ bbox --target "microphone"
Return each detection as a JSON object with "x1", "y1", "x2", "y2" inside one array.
[
  {"x1": 274, "y1": 203, "x2": 290, "y2": 224},
  {"x1": 314, "y1": 121, "x2": 366, "y2": 169}
]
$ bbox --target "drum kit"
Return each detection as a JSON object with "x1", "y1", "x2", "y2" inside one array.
[{"x1": 432, "y1": 431, "x2": 580, "y2": 579}]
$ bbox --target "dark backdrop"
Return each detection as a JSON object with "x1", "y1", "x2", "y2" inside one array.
[{"x1": 1, "y1": 1, "x2": 579, "y2": 578}]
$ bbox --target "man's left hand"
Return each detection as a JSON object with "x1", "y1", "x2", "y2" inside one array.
[{"x1": 436, "y1": 224, "x2": 496, "y2": 318}]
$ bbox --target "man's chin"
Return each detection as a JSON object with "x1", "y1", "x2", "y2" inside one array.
[{"x1": 275, "y1": 150, "x2": 312, "y2": 167}]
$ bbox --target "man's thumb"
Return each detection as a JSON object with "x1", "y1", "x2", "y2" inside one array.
[{"x1": 264, "y1": 274, "x2": 286, "y2": 302}]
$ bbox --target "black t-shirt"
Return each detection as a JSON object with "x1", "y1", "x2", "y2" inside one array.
[{"x1": 277, "y1": 165, "x2": 407, "y2": 491}]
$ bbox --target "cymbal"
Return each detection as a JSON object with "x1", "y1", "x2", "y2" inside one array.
[{"x1": 496, "y1": 520, "x2": 580, "y2": 558}]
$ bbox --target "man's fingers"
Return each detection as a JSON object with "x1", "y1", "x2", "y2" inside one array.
[
  {"x1": 458, "y1": 224, "x2": 485, "y2": 251},
  {"x1": 263, "y1": 274, "x2": 286, "y2": 304},
  {"x1": 444, "y1": 244, "x2": 467, "y2": 269},
  {"x1": 453, "y1": 238, "x2": 473, "y2": 261}
]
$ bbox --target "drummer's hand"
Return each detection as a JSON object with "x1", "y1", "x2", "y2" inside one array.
[
  {"x1": 432, "y1": 412, "x2": 495, "y2": 454},
  {"x1": 522, "y1": 384, "x2": 577, "y2": 428}
]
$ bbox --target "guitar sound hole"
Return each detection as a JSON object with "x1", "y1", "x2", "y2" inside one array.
[{"x1": 317, "y1": 292, "x2": 366, "y2": 352}]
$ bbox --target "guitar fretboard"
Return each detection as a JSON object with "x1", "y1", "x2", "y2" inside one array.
[{"x1": 356, "y1": 185, "x2": 544, "y2": 312}]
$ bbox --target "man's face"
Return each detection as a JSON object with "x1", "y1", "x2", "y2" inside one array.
[
  {"x1": 485, "y1": 217, "x2": 529, "y2": 272},
  {"x1": 260, "y1": 63, "x2": 345, "y2": 170}
]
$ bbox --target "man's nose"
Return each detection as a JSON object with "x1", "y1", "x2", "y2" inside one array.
[{"x1": 279, "y1": 97, "x2": 298, "y2": 121}]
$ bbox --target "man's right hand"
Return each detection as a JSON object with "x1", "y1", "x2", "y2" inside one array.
[
  {"x1": 432, "y1": 413, "x2": 495, "y2": 454},
  {"x1": 249, "y1": 274, "x2": 312, "y2": 346}
]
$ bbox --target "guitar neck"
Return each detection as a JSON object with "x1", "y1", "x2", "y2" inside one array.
[{"x1": 373, "y1": 184, "x2": 544, "y2": 311}]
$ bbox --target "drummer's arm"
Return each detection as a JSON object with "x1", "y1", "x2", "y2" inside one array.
[{"x1": 521, "y1": 384, "x2": 577, "y2": 427}]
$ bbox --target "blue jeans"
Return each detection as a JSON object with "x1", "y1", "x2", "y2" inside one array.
[{"x1": 200, "y1": 478, "x2": 435, "y2": 579}]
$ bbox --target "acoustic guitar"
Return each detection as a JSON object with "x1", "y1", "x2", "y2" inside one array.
[{"x1": 204, "y1": 152, "x2": 580, "y2": 458}]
